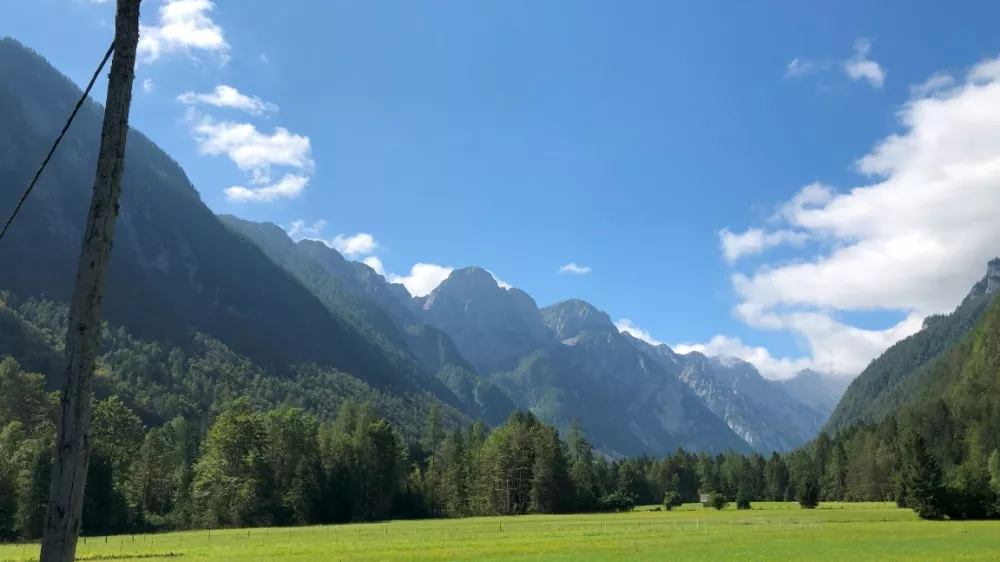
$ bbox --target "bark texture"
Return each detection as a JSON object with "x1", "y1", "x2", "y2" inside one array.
[{"x1": 39, "y1": 1, "x2": 142, "y2": 560}]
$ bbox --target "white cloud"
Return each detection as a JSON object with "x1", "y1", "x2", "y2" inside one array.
[
  {"x1": 331, "y1": 233, "x2": 378, "y2": 257},
  {"x1": 138, "y1": 0, "x2": 230, "y2": 64},
  {"x1": 716, "y1": 55, "x2": 1000, "y2": 377},
  {"x1": 614, "y1": 319, "x2": 662, "y2": 347},
  {"x1": 224, "y1": 174, "x2": 308, "y2": 203},
  {"x1": 559, "y1": 263, "x2": 592, "y2": 275},
  {"x1": 719, "y1": 228, "x2": 808, "y2": 263},
  {"x1": 785, "y1": 58, "x2": 818, "y2": 78},
  {"x1": 844, "y1": 38, "x2": 885, "y2": 89},
  {"x1": 910, "y1": 73, "x2": 955, "y2": 97},
  {"x1": 674, "y1": 336, "x2": 815, "y2": 380},
  {"x1": 488, "y1": 270, "x2": 513, "y2": 290},
  {"x1": 178, "y1": 85, "x2": 278, "y2": 115},
  {"x1": 142, "y1": 78, "x2": 154, "y2": 93},
  {"x1": 363, "y1": 256, "x2": 385, "y2": 276},
  {"x1": 190, "y1": 114, "x2": 312, "y2": 186},
  {"x1": 287, "y1": 219, "x2": 326, "y2": 240},
  {"x1": 258, "y1": 53, "x2": 270, "y2": 64},
  {"x1": 285, "y1": 221, "x2": 379, "y2": 256},
  {"x1": 388, "y1": 264, "x2": 454, "y2": 297}
]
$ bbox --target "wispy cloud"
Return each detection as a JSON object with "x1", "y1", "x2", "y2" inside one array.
[
  {"x1": 225, "y1": 174, "x2": 308, "y2": 203},
  {"x1": 614, "y1": 319, "x2": 662, "y2": 346},
  {"x1": 719, "y1": 228, "x2": 809, "y2": 263},
  {"x1": 178, "y1": 85, "x2": 278, "y2": 116},
  {"x1": 785, "y1": 58, "x2": 818, "y2": 78},
  {"x1": 141, "y1": 78, "x2": 154, "y2": 93},
  {"x1": 844, "y1": 38, "x2": 885, "y2": 89},
  {"x1": 559, "y1": 262, "x2": 592, "y2": 275}
]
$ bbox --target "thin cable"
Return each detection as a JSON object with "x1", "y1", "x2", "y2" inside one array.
[{"x1": 0, "y1": 41, "x2": 115, "y2": 243}]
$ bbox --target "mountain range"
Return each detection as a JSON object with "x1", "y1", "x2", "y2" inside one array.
[{"x1": 9, "y1": 36, "x2": 993, "y2": 459}]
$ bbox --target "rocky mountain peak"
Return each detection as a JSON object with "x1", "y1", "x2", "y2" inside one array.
[
  {"x1": 540, "y1": 299, "x2": 615, "y2": 339},
  {"x1": 963, "y1": 257, "x2": 1000, "y2": 304}
]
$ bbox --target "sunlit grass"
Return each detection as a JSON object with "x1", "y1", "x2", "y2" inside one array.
[{"x1": 1, "y1": 503, "x2": 998, "y2": 561}]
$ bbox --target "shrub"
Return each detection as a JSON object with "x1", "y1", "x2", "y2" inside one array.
[
  {"x1": 662, "y1": 491, "x2": 682, "y2": 511},
  {"x1": 735, "y1": 490, "x2": 751, "y2": 511},
  {"x1": 597, "y1": 492, "x2": 634, "y2": 513},
  {"x1": 708, "y1": 492, "x2": 728, "y2": 511}
]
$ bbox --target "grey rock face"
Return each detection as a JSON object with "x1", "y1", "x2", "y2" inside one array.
[
  {"x1": 540, "y1": 299, "x2": 615, "y2": 340},
  {"x1": 778, "y1": 369, "x2": 850, "y2": 419},
  {"x1": 418, "y1": 267, "x2": 553, "y2": 375},
  {"x1": 624, "y1": 336, "x2": 829, "y2": 452}
]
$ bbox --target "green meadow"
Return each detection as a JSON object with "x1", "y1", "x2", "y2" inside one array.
[{"x1": 2, "y1": 503, "x2": 999, "y2": 561}]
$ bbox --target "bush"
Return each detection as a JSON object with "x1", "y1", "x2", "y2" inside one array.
[
  {"x1": 797, "y1": 479, "x2": 820, "y2": 509},
  {"x1": 735, "y1": 490, "x2": 751, "y2": 511},
  {"x1": 597, "y1": 492, "x2": 634, "y2": 513},
  {"x1": 662, "y1": 491, "x2": 682, "y2": 511},
  {"x1": 708, "y1": 492, "x2": 728, "y2": 511}
]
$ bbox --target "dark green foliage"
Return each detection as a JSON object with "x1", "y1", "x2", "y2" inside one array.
[
  {"x1": 597, "y1": 492, "x2": 634, "y2": 513},
  {"x1": 662, "y1": 491, "x2": 682, "y2": 511},
  {"x1": 900, "y1": 431, "x2": 945, "y2": 520},
  {"x1": 708, "y1": 492, "x2": 728, "y2": 510},
  {"x1": 827, "y1": 265, "x2": 999, "y2": 433},
  {"x1": 735, "y1": 490, "x2": 751, "y2": 511}
]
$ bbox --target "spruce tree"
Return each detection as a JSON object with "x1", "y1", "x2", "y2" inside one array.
[{"x1": 900, "y1": 431, "x2": 945, "y2": 520}]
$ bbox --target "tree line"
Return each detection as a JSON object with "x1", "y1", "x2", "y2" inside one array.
[{"x1": 3, "y1": 356, "x2": 999, "y2": 542}]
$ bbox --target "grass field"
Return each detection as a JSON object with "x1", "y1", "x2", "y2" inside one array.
[{"x1": 2, "y1": 503, "x2": 999, "y2": 561}]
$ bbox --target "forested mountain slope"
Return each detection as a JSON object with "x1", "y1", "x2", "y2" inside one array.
[
  {"x1": 826, "y1": 258, "x2": 1000, "y2": 433},
  {"x1": 0, "y1": 291, "x2": 461, "y2": 441},
  {"x1": 219, "y1": 216, "x2": 515, "y2": 425},
  {"x1": 0, "y1": 38, "x2": 463, "y2": 407},
  {"x1": 824, "y1": 293, "x2": 1000, "y2": 519}
]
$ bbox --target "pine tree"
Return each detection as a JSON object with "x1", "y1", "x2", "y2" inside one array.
[{"x1": 900, "y1": 431, "x2": 945, "y2": 520}]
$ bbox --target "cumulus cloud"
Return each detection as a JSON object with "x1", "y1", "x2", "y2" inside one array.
[
  {"x1": 363, "y1": 256, "x2": 385, "y2": 276},
  {"x1": 844, "y1": 38, "x2": 885, "y2": 89},
  {"x1": 719, "y1": 228, "x2": 809, "y2": 263},
  {"x1": 225, "y1": 174, "x2": 308, "y2": 203},
  {"x1": 138, "y1": 0, "x2": 230, "y2": 64},
  {"x1": 188, "y1": 113, "x2": 313, "y2": 195},
  {"x1": 708, "y1": 54, "x2": 1000, "y2": 377},
  {"x1": 389, "y1": 264, "x2": 455, "y2": 297},
  {"x1": 141, "y1": 78, "x2": 154, "y2": 93},
  {"x1": 285, "y1": 221, "x2": 379, "y2": 256},
  {"x1": 614, "y1": 319, "x2": 663, "y2": 347},
  {"x1": 331, "y1": 233, "x2": 378, "y2": 257},
  {"x1": 559, "y1": 263, "x2": 592, "y2": 275},
  {"x1": 178, "y1": 85, "x2": 278, "y2": 115}
]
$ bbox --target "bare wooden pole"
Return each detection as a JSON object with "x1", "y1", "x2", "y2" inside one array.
[{"x1": 39, "y1": 1, "x2": 142, "y2": 560}]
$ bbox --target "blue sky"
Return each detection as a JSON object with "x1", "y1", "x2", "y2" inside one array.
[{"x1": 5, "y1": 0, "x2": 1000, "y2": 379}]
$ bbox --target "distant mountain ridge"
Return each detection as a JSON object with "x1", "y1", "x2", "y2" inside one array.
[
  {"x1": 624, "y1": 335, "x2": 834, "y2": 452},
  {"x1": 219, "y1": 216, "x2": 517, "y2": 426}
]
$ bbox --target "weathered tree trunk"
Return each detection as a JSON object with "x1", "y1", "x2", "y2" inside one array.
[{"x1": 39, "y1": 1, "x2": 142, "y2": 560}]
